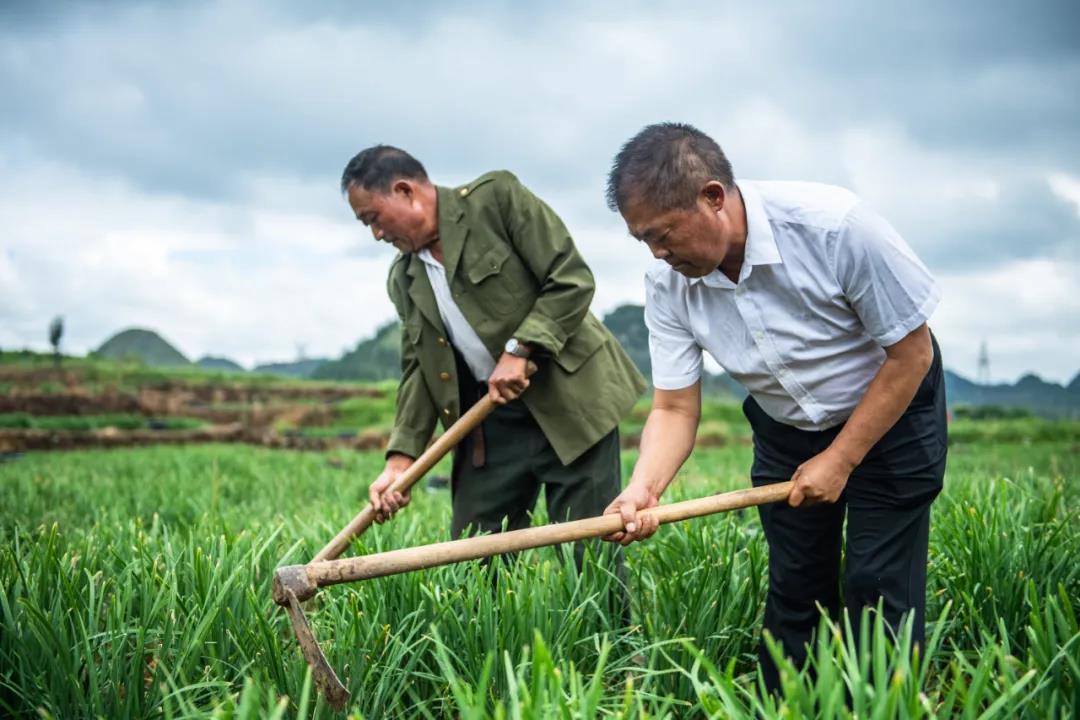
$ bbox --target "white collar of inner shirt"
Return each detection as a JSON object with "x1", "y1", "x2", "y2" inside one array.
[
  {"x1": 689, "y1": 182, "x2": 782, "y2": 289},
  {"x1": 417, "y1": 246, "x2": 441, "y2": 268}
]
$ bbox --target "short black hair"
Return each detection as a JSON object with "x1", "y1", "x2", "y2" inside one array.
[
  {"x1": 605, "y1": 123, "x2": 734, "y2": 213},
  {"x1": 340, "y1": 145, "x2": 429, "y2": 194}
]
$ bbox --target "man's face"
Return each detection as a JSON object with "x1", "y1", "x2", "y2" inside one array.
[
  {"x1": 347, "y1": 180, "x2": 433, "y2": 254},
  {"x1": 621, "y1": 186, "x2": 730, "y2": 278}
]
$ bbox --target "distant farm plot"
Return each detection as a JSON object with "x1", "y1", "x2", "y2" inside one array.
[{"x1": 0, "y1": 353, "x2": 393, "y2": 453}]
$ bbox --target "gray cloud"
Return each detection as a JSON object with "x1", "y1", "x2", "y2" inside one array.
[{"x1": 4, "y1": 1, "x2": 1076, "y2": 196}]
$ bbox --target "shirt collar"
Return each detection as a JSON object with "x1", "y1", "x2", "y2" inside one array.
[
  {"x1": 689, "y1": 181, "x2": 782, "y2": 288},
  {"x1": 740, "y1": 181, "x2": 782, "y2": 267},
  {"x1": 417, "y1": 247, "x2": 442, "y2": 268}
]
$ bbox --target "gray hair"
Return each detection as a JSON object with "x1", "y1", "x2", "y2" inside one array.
[{"x1": 606, "y1": 123, "x2": 734, "y2": 213}]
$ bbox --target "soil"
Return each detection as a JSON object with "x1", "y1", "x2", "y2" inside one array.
[
  {"x1": 0, "y1": 376, "x2": 387, "y2": 453},
  {"x1": 0, "y1": 426, "x2": 390, "y2": 453}
]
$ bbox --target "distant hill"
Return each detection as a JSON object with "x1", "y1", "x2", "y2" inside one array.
[
  {"x1": 946, "y1": 370, "x2": 1080, "y2": 419},
  {"x1": 196, "y1": 355, "x2": 246, "y2": 372},
  {"x1": 252, "y1": 358, "x2": 328, "y2": 378},
  {"x1": 95, "y1": 329, "x2": 190, "y2": 367},
  {"x1": 601, "y1": 305, "x2": 650, "y2": 378},
  {"x1": 313, "y1": 322, "x2": 400, "y2": 381}
]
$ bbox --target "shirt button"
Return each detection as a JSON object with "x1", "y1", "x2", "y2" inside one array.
[
  {"x1": 735, "y1": 286, "x2": 746, "y2": 296},
  {"x1": 753, "y1": 331, "x2": 763, "y2": 341},
  {"x1": 439, "y1": 372, "x2": 450, "y2": 381}
]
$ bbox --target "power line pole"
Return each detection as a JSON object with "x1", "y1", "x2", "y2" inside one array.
[{"x1": 977, "y1": 340, "x2": 990, "y2": 385}]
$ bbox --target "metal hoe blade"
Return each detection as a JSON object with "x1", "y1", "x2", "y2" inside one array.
[{"x1": 282, "y1": 588, "x2": 350, "y2": 711}]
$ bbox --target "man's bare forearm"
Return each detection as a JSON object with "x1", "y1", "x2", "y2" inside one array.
[
  {"x1": 828, "y1": 325, "x2": 933, "y2": 468},
  {"x1": 630, "y1": 393, "x2": 700, "y2": 497}
]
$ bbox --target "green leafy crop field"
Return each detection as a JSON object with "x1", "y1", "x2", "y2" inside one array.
[{"x1": 1, "y1": 428, "x2": 1077, "y2": 718}]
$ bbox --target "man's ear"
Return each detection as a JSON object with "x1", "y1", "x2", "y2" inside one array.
[
  {"x1": 392, "y1": 179, "x2": 414, "y2": 199},
  {"x1": 701, "y1": 181, "x2": 726, "y2": 212}
]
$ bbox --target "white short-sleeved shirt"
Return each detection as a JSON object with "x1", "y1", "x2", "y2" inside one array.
[
  {"x1": 646, "y1": 180, "x2": 941, "y2": 431},
  {"x1": 418, "y1": 247, "x2": 495, "y2": 381}
]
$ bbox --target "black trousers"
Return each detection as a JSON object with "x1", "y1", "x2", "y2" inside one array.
[{"x1": 746, "y1": 335, "x2": 948, "y2": 691}]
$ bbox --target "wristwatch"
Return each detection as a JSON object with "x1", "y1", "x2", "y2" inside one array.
[{"x1": 504, "y1": 338, "x2": 531, "y2": 358}]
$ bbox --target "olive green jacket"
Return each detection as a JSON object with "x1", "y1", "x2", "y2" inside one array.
[{"x1": 386, "y1": 171, "x2": 647, "y2": 465}]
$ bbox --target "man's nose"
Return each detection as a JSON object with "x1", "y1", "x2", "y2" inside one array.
[
  {"x1": 372, "y1": 226, "x2": 384, "y2": 241},
  {"x1": 647, "y1": 241, "x2": 668, "y2": 260}
]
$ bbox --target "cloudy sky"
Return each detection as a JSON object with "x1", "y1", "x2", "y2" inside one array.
[{"x1": 2, "y1": 0, "x2": 1078, "y2": 383}]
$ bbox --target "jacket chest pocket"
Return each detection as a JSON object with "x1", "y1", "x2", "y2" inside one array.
[{"x1": 464, "y1": 243, "x2": 526, "y2": 314}]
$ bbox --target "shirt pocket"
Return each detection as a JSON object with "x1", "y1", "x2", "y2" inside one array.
[{"x1": 466, "y1": 243, "x2": 522, "y2": 313}]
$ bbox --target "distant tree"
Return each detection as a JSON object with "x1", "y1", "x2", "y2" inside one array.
[{"x1": 49, "y1": 316, "x2": 64, "y2": 367}]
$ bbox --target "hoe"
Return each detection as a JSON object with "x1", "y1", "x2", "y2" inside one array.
[{"x1": 271, "y1": 374, "x2": 793, "y2": 710}]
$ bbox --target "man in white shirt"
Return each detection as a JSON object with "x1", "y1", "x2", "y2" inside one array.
[{"x1": 602, "y1": 123, "x2": 947, "y2": 690}]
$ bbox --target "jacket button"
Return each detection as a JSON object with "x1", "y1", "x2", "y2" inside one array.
[
  {"x1": 439, "y1": 372, "x2": 450, "y2": 381},
  {"x1": 443, "y1": 408, "x2": 452, "y2": 416},
  {"x1": 437, "y1": 337, "x2": 447, "y2": 346},
  {"x1": 459, "y1": 187, "x2": 469, "y2": 196}
]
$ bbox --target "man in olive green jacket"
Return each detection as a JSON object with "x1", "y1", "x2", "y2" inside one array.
[{"x1": 340, "y1": 145, "x2": 646, "y2": 549}]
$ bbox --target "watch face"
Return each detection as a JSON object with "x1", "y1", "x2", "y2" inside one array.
[{"x1": 505, "y1": 338, "x2": 518, "y2": 353}]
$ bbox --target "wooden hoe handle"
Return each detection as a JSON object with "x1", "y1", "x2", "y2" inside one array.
[{"x1": 279, "y1": 481, "x2": 794, "y2": 603}]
